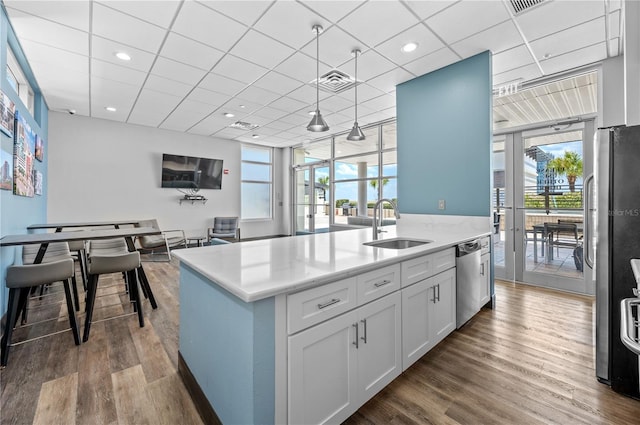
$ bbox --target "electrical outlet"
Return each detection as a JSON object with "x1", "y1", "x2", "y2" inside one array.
[{"x1": 438, "y1": 199, "x2": 446, "y2": 210}]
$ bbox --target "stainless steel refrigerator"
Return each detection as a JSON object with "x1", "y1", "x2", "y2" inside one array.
[{"x1": 588, "y1": 125, "x2": 640, "y2": 398}]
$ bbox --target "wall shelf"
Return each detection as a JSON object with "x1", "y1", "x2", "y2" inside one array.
[{"x1": 179, "y1": 197, "x2": 207, "y2": 205}]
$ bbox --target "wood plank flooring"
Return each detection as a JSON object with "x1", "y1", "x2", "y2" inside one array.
[{"x1": 1, "y1": 257, "x2": 639, "y2": 424}]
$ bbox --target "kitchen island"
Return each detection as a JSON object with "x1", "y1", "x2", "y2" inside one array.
[{"x1": 174, "y1": 214, "x2": 490, "y2": 424}]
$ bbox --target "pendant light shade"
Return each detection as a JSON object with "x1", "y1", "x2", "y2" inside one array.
[
  {"x1": 307, "y1": 25, "x2": 329, "y2": 132},
  {"x1": 347, "y1": 49, "x2": 365, "y2": 141}
]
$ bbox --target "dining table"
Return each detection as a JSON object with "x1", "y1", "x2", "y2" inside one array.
[
  {"x1": 531, "y1": 222, "x2": 583, "y2": 263},
  {"x1": 0, "y1": 226, "x2": 162, "y2": 311},
  {"x1": 27, "y1": 219, "x2": 143, "y2": 232}
]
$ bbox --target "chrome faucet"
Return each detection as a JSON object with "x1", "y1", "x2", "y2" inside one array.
[{"x1": 373, "y1": 198, "x2": 400, "y2": 240}]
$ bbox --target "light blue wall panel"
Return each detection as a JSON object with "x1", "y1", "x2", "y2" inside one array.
[
  {"x1": 0, "y1": 9, "x2": 49, "y2": 316},
  {"x1": 397, "y1": 51, "x2": 492, "y2": 216},
  {"x1": 179, "y1": 264, "x2": 275, "y2": 425}
]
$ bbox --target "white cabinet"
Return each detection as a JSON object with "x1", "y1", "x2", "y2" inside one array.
[
  {"x1": 288, "y1": 292, "x2": 402, "y2": 425},
  {"x1": 480, "y1": 252, "x2": 491, "y2": 307},
  {"x1": 401, "y1": 268, "x2": 456, "y2": 370}
]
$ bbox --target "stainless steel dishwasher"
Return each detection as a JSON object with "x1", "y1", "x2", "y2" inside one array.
[{"x1": 456, "y1": 239, "x2": 482, "y2": 328}]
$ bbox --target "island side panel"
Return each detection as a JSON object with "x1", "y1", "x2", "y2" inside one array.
[{"x1": 179, "y1": 264, "x2": 275, "y2": 425}]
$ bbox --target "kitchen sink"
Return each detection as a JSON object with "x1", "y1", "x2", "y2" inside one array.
[{"x1": 363, "y1": 238, "x2": 432, "y2": 249}]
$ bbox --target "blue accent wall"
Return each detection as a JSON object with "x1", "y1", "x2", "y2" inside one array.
[
  {"x1": 179, "y1": 264, "x2": 275, "y2": 425},
  {"x1": 0, "y1": 8, "x2": 49, "y2": 316},
  {"x1": 396, "y1": 51, "x2": 492, "y2": 216}
]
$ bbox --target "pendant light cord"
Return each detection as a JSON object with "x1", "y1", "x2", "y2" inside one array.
[
  {"x1": 354, "y1": 51, "x2": 358, "y2": 122},
  {"x1": 316, "y1": 27, "x2": 320, "y2": 112}
]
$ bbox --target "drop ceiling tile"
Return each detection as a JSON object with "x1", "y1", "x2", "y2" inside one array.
[
  {"x1": 338, "y1": 82, "x2": 387, "y2": 104},
  {"x1": 222, "y1": 99, "x2": 264, "y2": 116},
  {"x1": 539, "y1": 42, "x2": 607, "y2": 76},
  {"x1": 403, "y1": 1, "x2": 457, "y2": 20},
  {"x1": 5, "y1": 9, "x2": 89, "y2": 55},
  {"x1": 211, "y1": 54, "x2": 269, "y2": 84},
  {"x1": 144, "y1": 74, "x2": 193, "y2": 98},
  {"x1": 4, "y1": 0, "x2": 90, "y2": 31},
  {"x1": 492, "y1": 63, "x2": 541, "y2": 87},
  {"x1": 253, "y1": 1, "x2": 328, "y2": 50},
  {"x1": 160, "y1": 99, "x2": 215, "y2": 132},
  {"x1": 91, "y1": 36, "x2": 156, "y2": 72},
  {"x1": 492, "y1": 44, "x2": 535, "y2": 75},
  {"x1": 347, "y1": 49, "x2": 397, "y2": 81},
  {"x1": 516, "y1": 0, "x2": 605, "y2": 41},
  {"x1": 263, "y1": 120, "x2": 294, "y2": 131},
  {"x1": 90, "y1": 76, "x2": 138, "y2": 120},
  {"x1": 228, "y1": 30, "x2": 295, "y2": 70},
  {"x1": 198, "y1": 0, "x2": 272, "y2": 26},
  {"x1": 287, "y1": 84, "x2": 330, "y2": 104},
  {"x1": 241, "y1": 114, "x2": 272, "y2": 126},
  {"x1": 235, "y1": 86, "x2": 281, "y2": 105},
  {"x1": 198, "y1": 72, "x2": 247, "y2": 96},
  {"x1": 188, "y1": 115, "x2": 230, "y2": 136},
  {"x1": 19, "y1": 39, "x2": 88, "y2": 74},
  {"x1": 451, "y1": 20, "x2": 522, "y2": 58},
  {"x1": 366, "y1": 68, "x2": 415, "y2": 94},
  {"x1": 301, "y1": 1, "x2": 366, "y2": 24},
  {"x1": 185, "y1": 87, "x2": 231, "y2": 108},
  {"x1": 360, "y1": 94, "x2": 396, "y2": 112},
  {"x1": 151, "y1": 57, "x2": 208, "y2": 86},
  {"x1": 301, "y1": 26, "x2": 366, "y2": 69},
  {"x1": 276, "y1": 131, "x2": 302, "y2": 141},
  {"x1": 337, "y1": 1, "x2": 420, "y2": 47},
  {"x1": 529, "y1": 18, "x2": 605, "y2": 61},
  {"x1": 251, "y1": 106, "x2": 288, "y2": 121},
  {"x1": 96, "y1": 0, "x2": 180, "y2": 28},
  {"x1": 252, "y1": 126, "x2": 284, "y2": 136},
  {"x1": 374, "y1": 23, "x2": 444, "y2": 66},
  {"x1": 91, "y1": 59, "x2": 147, "y2": 87},
  {"x1": 92, "y1": 2, "x2": 167, "y2": 53},
  {"x1": 160, "y1": 32, "x2": 225, "y2": 71},
  {"x1": 320, "y1": 95, "x2": 354, "y2": 113},
  {"x1": 172, "y1": 1, "x2": 248, "y2": 52},
  {"x1": 215, "y1": 127, "x2": 248, "y2": 139},
  {"x1": 425, "y1": 0, "x2": 511, "y2": 45},
  {"x1": 269, "y1": 96, "x2": 308, "y2": 113},
  {"x1": 45, "y1": 92, "x2": 89, "y2": 116},
  {"x1": 273, "y1": 52, "x2": 325, "y2": 85},
  {"x1": 253, "y1": 71, "x2": 305, "y2": 95},
  {"x1": 402, "y1": 47, "x2": 460, "y2": 77},
  {"x1": 128, "y1": 89, "x2": 182, "y2": 127}
]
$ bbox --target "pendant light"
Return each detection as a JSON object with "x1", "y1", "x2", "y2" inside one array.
[
  {"x1": 307, "y1": 25, "x2": 329, "y2": 132},
  {"x1": 347, "y1": 49, "x2": 365, "y2": 141}
]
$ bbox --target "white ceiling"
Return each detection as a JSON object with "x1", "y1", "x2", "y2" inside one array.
[{"x1": 2, "y1": 0, "x2": 623, "y2": 147}]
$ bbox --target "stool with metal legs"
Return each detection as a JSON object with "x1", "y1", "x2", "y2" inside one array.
[
  {"x1": 1, "y1": 258, "x2": 80, "y2": 367},
  {"x1": 83, "y1": 238, "x2": 143, "y2": 342}
]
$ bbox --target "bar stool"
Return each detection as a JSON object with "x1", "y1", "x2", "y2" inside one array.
[
  {"x1": 1, "y1": 257, "x2": 80, "y2": 367},
  {"x1": 83, "y1": 238, "x2": 143, "y2": 342},
  {"x1": 68, "y1": 238, "x2": 88, "y2": 291}
]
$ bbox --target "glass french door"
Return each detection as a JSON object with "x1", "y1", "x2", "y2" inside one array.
[
  {"x1": 494, "y1": 120, "x2": 594, "y2": 293},
  {"x1": 294, "y1": 165, "x2": 330, "y2": 234}
]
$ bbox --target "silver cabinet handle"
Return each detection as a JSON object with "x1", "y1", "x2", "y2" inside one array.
[
  {"x1": 360, "y1": 319, "x2": 367, "y2": 344},
  {"x1": 352, "y1": 323, "x2": 359, "y2": 349},
  {"x1": 317, "y1": 298, "x2": 340, "y2": 309},
  {"x1": 436, "y1": 284, "x2": 440, "y2": 302},
  {"x1": 431, "y1": 286, "x2": 436, "y2": 303},
  {"x1": 374, "y1": 279, "x2": 391, "y2": 288},
  {"x1": 480, "y1": 263, "x2": 485, "y2": 276}
]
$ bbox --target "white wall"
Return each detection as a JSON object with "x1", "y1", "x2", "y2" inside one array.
[{"x1": 48, "y1": 112, "x2": 289, "y2": 239}]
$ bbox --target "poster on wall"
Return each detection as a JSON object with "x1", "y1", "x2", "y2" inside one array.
[
  {"x1": 13, "y1": 112, "x2": 35, "y2": 197},
  {"x1": 0, "y1": 149, "x2": 13, "y2": 190},
  {"x1": 35, "y1": 134, "x2": 44, "y2": 162},
  {"x1": 0, "y1": 90, "x2": 15, "y2": 138},
  {"x1": 33, "y1": 169, "x2": 42, "y2": 195}
]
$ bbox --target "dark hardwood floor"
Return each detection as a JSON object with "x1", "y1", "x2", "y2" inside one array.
[{"x1": 1, "y1": 256, "x2": 638, "y2": 424}]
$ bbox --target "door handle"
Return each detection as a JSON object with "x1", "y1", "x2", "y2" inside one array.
[
  {"x1": 584, "y1": 174, "x2": 594, "y2": 268},
  {"x1": 352, "y1": 323, "x2": 359, "y2": 349},
  {"x1": 360, "y1": 319, "x2": 367, "y2": 344},
  {"x1": 480, "y1": 263, "x2": 485, "y2": 276}
]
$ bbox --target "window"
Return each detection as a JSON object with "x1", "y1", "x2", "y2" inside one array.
[
  {"x1": 6, "y1": 47, "x2": 34, "y2": 115},
  {"x1": 242, "y1": 145, "x2": 272, "y2": 220}
]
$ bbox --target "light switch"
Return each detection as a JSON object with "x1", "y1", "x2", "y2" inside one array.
[{"x1": 438, "y1": 200, "x2": 446, "y2": 210}]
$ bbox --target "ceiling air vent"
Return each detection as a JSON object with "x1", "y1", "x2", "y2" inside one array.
[
  {"x1": 229, "y1": 121, "x2": 259, "y2": 131},
  {"x1": 509, "y1": 0, "x2": 545, "y2": 14},
  {"x1": 312, "y1": 69, "x2": 356, "y2": 94}
]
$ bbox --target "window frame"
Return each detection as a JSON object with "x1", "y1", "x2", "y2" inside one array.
[
  {"x1": 6, "y1": 46, "x2": 35, "y2": 116},
  {"x1": 241, "y1": 145, "x2": 273, "y2": 221}
]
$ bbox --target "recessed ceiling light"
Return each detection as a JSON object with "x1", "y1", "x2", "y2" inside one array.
[
  {"x1": 252, "y1": 134, "x2": 259, "y2": 138},
  {"x1": 105, "y1": 106, "x2": 117, "y2": 112},
  {"x1": 224, "y1": 112, "x2": 235, "y2": 118},
  {"x1": 240, "y1": 105, "x2": 246, "y2": 109},
  {"x1": 308, "y1": 111, "x2": 316, "y2": 116},
  {"x1": 401, "y1": 42, "x2": 418, "y2": 53},
  {"x1": 542, "y1": 53, "x2": 551, "y2": 59},
  {"x1": 115, "y1": 52, "x2": 131, "y2": 61}
]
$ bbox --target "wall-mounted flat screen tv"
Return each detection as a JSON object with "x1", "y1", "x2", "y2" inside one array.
[{"x1": 161, "y1": 153, "x2": 223, "y2": 189}]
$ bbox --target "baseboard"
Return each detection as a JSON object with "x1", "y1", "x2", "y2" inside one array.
[{"x1": 178, "y1": 351, "x2": 222, "y2": 425}]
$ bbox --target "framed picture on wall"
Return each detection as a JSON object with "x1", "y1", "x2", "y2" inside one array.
[
  {"x1": 13, "y1": 112, "x2": 35, "y2": 197},
  {"x1": 35, "y1": 134, "x2": 44, "y2": 161},
  {"x1": 0, "y1": 90, "x2": 15, "y2": 138},
  {"x1": 33, "y1": 169, "x2": 42, "y2": 195},
  {"x1": 0, "y1": 149, "x2": 13, "y2": 190}
]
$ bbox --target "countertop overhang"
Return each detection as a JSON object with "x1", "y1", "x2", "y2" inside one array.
[{"x1": 174, "y1": 219, "x2": 490, "y2": 303}]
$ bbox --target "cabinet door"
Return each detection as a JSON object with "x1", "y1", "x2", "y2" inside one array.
[
  {"x1": 401, "y1": 278, "x2": 434, "y2": 370},
  {"x1": 429, "y1": 268, "x2": 456, "y2": 345},
  {"x1": 288, "y1": 310, "x2": 358, "y2": 425},
  {"x1": 356, "y1": 292, "x2": 402, "y2": 402},
  {"x1": 480, "y1": 253, "x2": 491, "y2": 306}
]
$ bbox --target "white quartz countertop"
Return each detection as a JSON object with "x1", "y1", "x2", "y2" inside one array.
[{"x1": 174, "y1": 215, "x2": 490, "y2": 302}]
